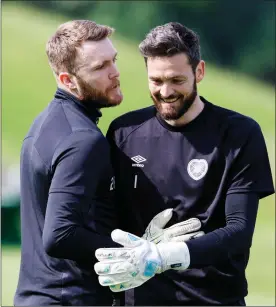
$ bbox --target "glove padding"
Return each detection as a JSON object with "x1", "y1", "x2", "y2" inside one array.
[
  {"x1": 94, "y1": 229, "x2": 190, "y2": 292},
  {"x1": 143, "y1": 208, "x2": 204, "y2": 243}
]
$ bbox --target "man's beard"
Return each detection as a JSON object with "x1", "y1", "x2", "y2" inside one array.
[
  {"x1": 76, "y1": 77, "x2": 122, "y2": 109},
  {"x1": 151, "y1": 79, "x2": 197, "y2": 120}
]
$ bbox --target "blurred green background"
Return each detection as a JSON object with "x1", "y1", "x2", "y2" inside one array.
[{"x1": 2, "y1": 1, "x2": 275, "y2": 306}]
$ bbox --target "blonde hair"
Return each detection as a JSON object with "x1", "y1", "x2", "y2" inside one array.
[{"x1": 46, "y1": 20, "x2": 114, "y2": 75}]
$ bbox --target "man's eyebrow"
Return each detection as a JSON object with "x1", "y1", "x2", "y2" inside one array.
[
  {"x1": 149, "y1": 75, "x2": 187, "y2": 81},
  {"x1": 92, "y1": 52, "x2": 118, "y2": 69}
]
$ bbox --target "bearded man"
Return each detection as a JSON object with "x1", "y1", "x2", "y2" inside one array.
[
  {"x1": 13, "y1": 20, "x2": 124, "y2": 306},
  {"x1": 14, "y1": 19, "x2": 205, "y2": 307},
  {"x1": 94, "y1": 22, "x2": 274, "y2": 306}
]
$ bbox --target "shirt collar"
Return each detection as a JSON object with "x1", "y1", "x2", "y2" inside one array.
[{"x1": 54, "y1": 87, "x2": 102, "y2": 124}]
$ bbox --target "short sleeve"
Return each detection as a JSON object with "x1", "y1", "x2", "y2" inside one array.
[{"x1": 227, "y1": 122, "x2": 274, "y2": 199}]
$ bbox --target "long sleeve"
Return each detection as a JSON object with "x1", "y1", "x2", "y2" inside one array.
[
  {"x1": 186, "y1": 121, "x2": 274, "y2": 268},
  {"x1": 186, "y1": 192, "x2": 259, "y2": 267},
  {"x1": 42, "y1": 130, "x2": 118, "y2": 262}
]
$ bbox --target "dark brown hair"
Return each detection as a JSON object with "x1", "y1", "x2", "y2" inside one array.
[{"x1": 139, "y1": 22, "x2": 201, "y2": 72}]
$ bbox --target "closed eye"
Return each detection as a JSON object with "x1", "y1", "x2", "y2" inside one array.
[
  {"x1": 113, "y1": 55, "x2": 118, "y2": 63},
  {"x1": 95, "y1": 55, "x2": 118, "y2": 70},
  {"x1": 95, "y1": 64, "x2": 105, "y2": 70},
  {"x1": 150, "y1": 79, "x2": 162, "y2": 85},
  {"x1": 172, "y1": 79, "x2": 185, "y2": 84}
]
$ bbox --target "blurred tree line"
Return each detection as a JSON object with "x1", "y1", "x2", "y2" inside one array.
[{"x1": 11, "y1": 0, "x2": 276, "y2": 83}]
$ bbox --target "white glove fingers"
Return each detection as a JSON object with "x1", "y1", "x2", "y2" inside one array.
[
  {"x1": 190, "y1": 231, "x2": 204, "y2": 239},
  {"x1": 142, "y1": 209, "x2": 173, "y2": 241},
  {"x1": 95, "y1": 235, "x2": 163, "y2": 292},
  {"x1": 109, "y1": 281, "x2": 138, "y2": 292},
  {"x1": 95, "y1": 247, "x2": 132, "y2": 261},
  {"x1": 170, "y1": 231, "x2": 205, "y2": 242},
  {"x1": 151, "y1": 208, "x2": 173, "y2": 228},
  {"x1": 167, "y1": 218, "x2": 201, "y2": 234},
  {"x1": 94, "y1": 260, "x2": 135, "y2": 275},
  {"x1": 98, "y1": 273, "x2": 133, "y2": 286},
  {"x1": 165, "y1": 224, "x2": 199, "y2": 238},
  {"x1": 111, "y1": 229, "x2": 143, "y2": 247}
]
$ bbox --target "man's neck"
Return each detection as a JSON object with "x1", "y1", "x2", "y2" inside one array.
[
  {"x1": 165, "y1": 95, "x2": 204, "y2": 127},
  {"x1": 58, "y1": 84, "x2": 80, "y2": 100}
]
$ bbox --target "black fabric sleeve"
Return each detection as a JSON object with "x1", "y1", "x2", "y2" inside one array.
[
  {"x1": 186, "y1": 192, "x2": 259, "y2": 267},
  {"x1": 106, "y1": 125, "x2": 124, "y2": 227},
  {"x1": 42, "y1": 130, "x2": 118, "y2": 262},
  {"x1": 227, "y1": 121, "x2": 274, "y2": 198},
  {"x1": 106, "y1": 124, "x2": 131, "y2": 232}
]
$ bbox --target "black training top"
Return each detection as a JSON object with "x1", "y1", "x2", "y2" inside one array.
[
  {"x1": 107, "y1": 97, "x2": 274, "y2": 306},
  {"x1": 14, "y1": 88, "x2": 118, "y2": 306}
]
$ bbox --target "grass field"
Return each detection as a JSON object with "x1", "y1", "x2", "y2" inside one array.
[{"x1": 2, "y1": 3, "x2": 275, "y2": 306}]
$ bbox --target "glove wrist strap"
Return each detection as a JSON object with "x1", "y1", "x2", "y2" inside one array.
[{"x1": 157, "y1": 242, "x2": 190, "y2": 272}]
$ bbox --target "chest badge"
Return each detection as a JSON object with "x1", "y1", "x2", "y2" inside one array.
[{"x1": 187, "y1": 159, "x2": 208, "y2": 180}]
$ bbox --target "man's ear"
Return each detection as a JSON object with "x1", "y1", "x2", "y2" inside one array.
[
  {"x1": 195, "y1": 60, "x2": 205, "y2": 83},
  {"x1": 59, "y1": 72, "x2": 76, "y2": 90}
]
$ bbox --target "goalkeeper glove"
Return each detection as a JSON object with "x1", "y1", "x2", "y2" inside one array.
[
  {"x1": 94, "y1": 229, "x2": 190, "y2": 292},
  {"x1": 143, "y1": 208, "x2": 204, "y2": 243}
]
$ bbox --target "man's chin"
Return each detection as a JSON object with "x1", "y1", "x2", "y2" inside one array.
[
  {"x1": 159, "y1": 111, "x2": 181, "y2": 120},
  {"x1": 99, "y1": 97, "x2": 123, "y2": 109},
  {"x1": 110, "y1": 94, "x2": 124, "y2": 106},
  {"x1": 156, "y1": 104, "x2": 181, "y2": 120},
  {"x1": 107, "y1": 100, "x2": 122, "y2": 108}
]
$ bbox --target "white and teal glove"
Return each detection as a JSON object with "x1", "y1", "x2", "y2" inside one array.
[
  {"x1": 143, "y1": 208, "x2": 204, "y2": 243},
  {"x1": 94, "y1": 229, "x2": 190, "y2": 292},
  {"x1": 94, "y1": 209, "x2": 204, "y2": 292}
]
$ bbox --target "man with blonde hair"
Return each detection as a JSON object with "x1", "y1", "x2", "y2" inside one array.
[{"x1": 13, "y1": 20, "x2": 123, "y2": 306}]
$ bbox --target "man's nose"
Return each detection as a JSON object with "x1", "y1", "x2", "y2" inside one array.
[
  {"x1": 109, "y1": 63, "x2": 120, "y2": 79},
  {"x1": 160, "y1": 84, "x2": 174, "y2": 98}
]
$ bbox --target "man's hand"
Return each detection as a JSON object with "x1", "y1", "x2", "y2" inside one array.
[
  {"x1": 143, "y1": 208, "x2": 204, "y2": 243},
  {"x1": 94, "y1": 229, "x2": 190, "y2": 292}
]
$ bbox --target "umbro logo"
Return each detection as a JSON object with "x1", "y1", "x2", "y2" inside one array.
[
  {"x1": 131, "y1": 155, "x2": 146, "y2": 163},
  {"x1": 131, "y1": 155, "x2": 146, "y2": 167}
]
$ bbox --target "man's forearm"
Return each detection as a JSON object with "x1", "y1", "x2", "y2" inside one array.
[
  {"x1": 43, "y1": 224, "x2": 117, "y2": 262},
  {"x1": 43, "y1": 192, "x2": 118, "y2": 262},
  {"x1": 186, "y1": 193, "x2": 259, "y2": 268}
]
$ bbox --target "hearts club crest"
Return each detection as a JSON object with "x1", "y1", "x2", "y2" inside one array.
[{"x1": 187, "y1": 159, "x2": 208, "y2": 181}]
